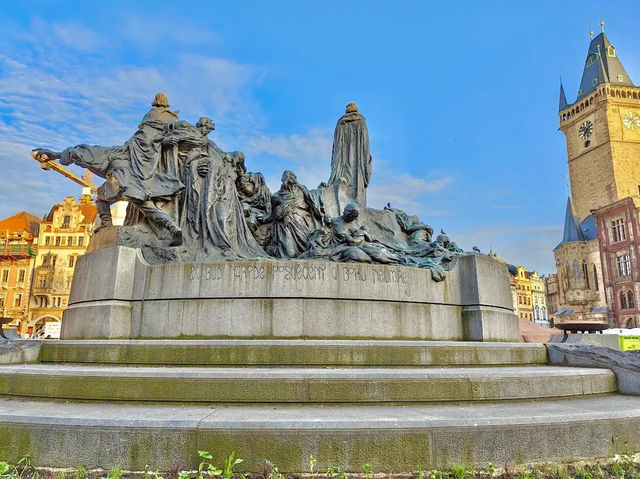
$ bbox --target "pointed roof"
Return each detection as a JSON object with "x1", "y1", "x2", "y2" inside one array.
[
  {"x1": 559, "y1": 80, "x2": 568, "y2": 111},
  {"x1": 558, "y1": 197, "x2": 586, "y2": 248},
  {"x1": 576, "y1": 31, "x2": 635, "y2": 102},
  {"x1": 0, "y1": 211, "x2": 41, "y2": 237}
]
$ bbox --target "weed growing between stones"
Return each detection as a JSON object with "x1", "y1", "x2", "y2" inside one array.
[{"x1": 1, "y1": 453, "x2": 640, "y2": 479}]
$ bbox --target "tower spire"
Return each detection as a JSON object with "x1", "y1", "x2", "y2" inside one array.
[
  {"x1": 559, "y1": 77, "x2": 568, "y2": 111},
  {"x1": 575, "y1": 28, "x2": 635, "y2": 102},
  {"x1": 560, "y1": 197, "x2": 586, "y2": 244}
]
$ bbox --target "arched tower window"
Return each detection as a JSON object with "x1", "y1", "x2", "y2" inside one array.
[
  {"x1": 620, "y1": 291, "x2": 628, "y2": 310},
  {"x1": 593, "y1": 264, "x2": 599, "y2": 291},
  {"x1": 572, "y1": 260, "x2": 580, "y2": 284},
  {"x1": 628, "y1": 290, "x2": 635, "y2": 309},
  {"x1": 582, "y1": 261, "x2": 590, "y2": 289}
]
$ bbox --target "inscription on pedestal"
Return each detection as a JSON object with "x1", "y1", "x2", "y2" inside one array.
[{"x1": 186, "y1": 262, "x2": 413, "y2": 297}]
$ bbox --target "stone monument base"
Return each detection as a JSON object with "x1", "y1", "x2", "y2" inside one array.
[{"x1": 62, "y1": 245, "x2": 519, "y2": 341}]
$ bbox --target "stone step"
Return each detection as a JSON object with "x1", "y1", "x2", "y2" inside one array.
[
  {"x1": 40, "y1": 339, "x2": 548, "y2": 366},
  {"x1": 0, "y1": 394, "x2": 639, "y2": 471},
  {"x1": 0, "y1": 364, "x2": 616, "y2": 403}
]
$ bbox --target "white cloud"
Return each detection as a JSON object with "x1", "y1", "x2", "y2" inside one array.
[
  {"x1": 367, "y1": 173, "x2": 453, "y2": 213},
  {"x1": 452, "y1": 224, "x2": 563, "y2": 274},
  {"x1": 51, "y1": 22, "x2": 104, "y2": 51},
  {"x1": 242, "y1": 128, "x2": 333, "y2": 190}
]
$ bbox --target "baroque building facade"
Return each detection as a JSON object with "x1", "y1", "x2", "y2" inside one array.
[
  {"x1": 27, "y1": 192, "x2": 96, "y2": 336},
  {"x1": 489, "y1": 251, "x2": 548, "y2": 323},
  {"x1": 553, "y1": 27, "x2": 640, "y2": 327},
  {"x1": 0, "y1": 212, "x2": 40, "y2": 337}
]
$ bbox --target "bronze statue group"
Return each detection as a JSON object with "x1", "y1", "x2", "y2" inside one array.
[{"x1": 33, "y1": 94, "x2": 462, "y2": 280}]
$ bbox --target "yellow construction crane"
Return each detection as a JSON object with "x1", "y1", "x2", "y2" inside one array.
[{"x1": 31, "y1": 151, "x2": 98, "y2": 192}]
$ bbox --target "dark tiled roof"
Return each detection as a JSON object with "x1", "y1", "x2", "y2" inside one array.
[
  {"x1": 559, "y1": 81, "x2": 568, "y2": 111},
  {"x1": 575, "y1": 32, "x2": 634, "y2": 103},
  {"x1": 580, "y1": 215, "x2": 598, "y2": 241},
  {"x1": 554, "y1": 198, "x2": 598, "y2": 250}
]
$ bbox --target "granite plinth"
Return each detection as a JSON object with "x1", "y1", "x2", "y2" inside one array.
[{"x1": 62, "y1": 247, "x2": 519, "y2": 341}]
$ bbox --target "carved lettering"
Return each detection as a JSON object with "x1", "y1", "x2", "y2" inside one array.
[
  {"x1": 188, "y1": 265, "x2": 200, "y2": 281},
  {"x1": 274, "y1": 264, "x2": 326, "y2": 282},
  {"x1": 231, "y1": 265, "x2": 267, "y2": 280}
]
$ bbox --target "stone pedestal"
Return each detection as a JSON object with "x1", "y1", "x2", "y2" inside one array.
[{"x1": 62, "y1": 248, "x2": 520, "y2": 341}]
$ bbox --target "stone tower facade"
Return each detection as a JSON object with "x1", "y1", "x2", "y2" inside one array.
[
  {"x1": 551, "y1": 29, "x2": 639, "y2": 326},
  {"x1": 558, "y1": 31, "x2": 640, "y2": 222}
]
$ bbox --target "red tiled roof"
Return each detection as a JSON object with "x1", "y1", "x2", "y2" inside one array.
[
  {"x1": 78, "y1": 204, "x2": 98, "y2": 223},
  {"x1": 0, "y1": 211, "x2": 41, "y2": 236}
]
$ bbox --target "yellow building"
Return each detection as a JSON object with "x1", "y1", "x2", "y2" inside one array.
[
  {"x1": 489, "y1": 251, "x2": 548, "y2": 323},
  {"x1": 27, "y1": 194, "x2": 97, "y2": 337},
  {"x1": 514, "y1": 266, "x2": 534, "y2": 322}
]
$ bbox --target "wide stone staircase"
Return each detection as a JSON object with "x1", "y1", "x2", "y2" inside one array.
[{"x1": 0, "y1": 339, "x2": 639, "y2": 471}]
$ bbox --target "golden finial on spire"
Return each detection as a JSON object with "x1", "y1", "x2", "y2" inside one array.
[
  {"x1": 599, "y1": 13, "x2": 604, "y2": 32},
  {"x1": 589, "y1": 21, "x2": 593, "y2": 39}
]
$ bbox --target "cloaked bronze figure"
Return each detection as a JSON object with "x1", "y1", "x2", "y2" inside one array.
[{"x1": 33, "y1": 93, "x2": 184, "y2": 246}]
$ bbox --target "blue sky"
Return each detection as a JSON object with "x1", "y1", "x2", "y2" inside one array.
[{"x1": 0, "y1": 0, "x2": 637, "y2": 273}]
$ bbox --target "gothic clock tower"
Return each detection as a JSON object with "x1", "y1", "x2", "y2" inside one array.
[{"x1": 559, "y1": 27, "x2": 640, "y2": 222}]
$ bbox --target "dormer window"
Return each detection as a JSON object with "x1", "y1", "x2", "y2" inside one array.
[
  {"x1": 586, "y1": 53, "x2": 598, "y2": 67},
  {"x1": 608, "y1": 46, "x2": 616, "y2": 57},
  {"x1": 617, "y1": 74, "x2": 624, "y2": 82}
]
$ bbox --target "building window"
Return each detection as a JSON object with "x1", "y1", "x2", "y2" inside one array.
[
  {"x1": 617, "y1": 254, "x2": 631, "y2": 277},
  {"x1": 618, "y1": 74, "x2": 624, "y2": 82},
  {"x1": 38, "y1": 276, "x2": 46, "y2": 288},
  {"x1": 628, "y1": 291, "x2": 636, "y2": 309},
  {"x1": 593, "y1": 264, "x2": 599, "y2": 291},
  {"x1": 68, "y1": 236, "x2": 74, "y2": 246},
  {"x1": 45, "y1": 236, "x2": 51, "y2": 246},
  {"x1": 0, "y1": 296, "x2": 4, "y2": 308},
  {"x1": 608, "y1": 46, "x2": 616, "y2": 57},
  {"x1": 69, "y1": 256, "x2": 75, "y2": 268},
  {"x1": 582, "y1": 261, "x2": 590, "y2": 289},
  {"x1": 620, "y1": 291, "x2": 629, "y2": 310},
  {"x1": 78, "y1": 237, "x2": 84, "y2": 246},
  {"x1": 63, "y1": 216, "x2": 71, "y2": 227},
  {"x1": 55, "y1": 236, "x2": 61, "y2": 246},
  {"x1": 18, "y1": 269, "x2": 26, "y2": 282},
  {"x1": 13, "y1": 294, "x2": 22, "y2": 308},
  {"x1": 611, "y1": 219, "x2": 626, "y2": 242},
  {"x1": 1, "y1": 270, "x2": 8, "y2": 283}
]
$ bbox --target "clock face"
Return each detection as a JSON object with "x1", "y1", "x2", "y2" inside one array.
[
  {"x1": 623, "y1": 111, "x2": 640, "y2": 130},
  {"x1": 578, "y1": 121, "x2": 594, "y2": 139}
]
